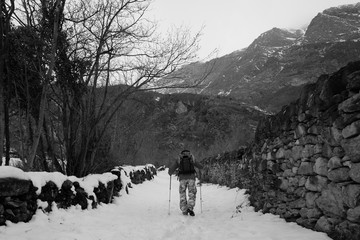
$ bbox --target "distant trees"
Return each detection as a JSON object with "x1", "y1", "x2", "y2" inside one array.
[{"x1": 1, "y1": 0, "x2": 202, "y2": 176}]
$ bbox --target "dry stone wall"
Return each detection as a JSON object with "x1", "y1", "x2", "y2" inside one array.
[
  {"x1": 0, "y1": 165, "x2": 157, "y2": 226},
  {"x1": 201, "y1": 61, "x2": 360, "y2": 240}
]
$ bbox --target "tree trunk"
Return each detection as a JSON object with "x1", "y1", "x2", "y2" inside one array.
[
  {"x1": 27, "y1": 0, "x2": 63, "y2": 169},
  {"x1": 0, "y1": 70, "x2": 4, "y2": 165},
  {"x1": 4, "y1": 92, "x2": 10, "y2": 165},
  {"x1": 43, "y1": 117, "x2": 63, "y2": 172},
  {"x1": 27, "y1": 84, "x2": 48, "y2": 168},
  {"x1": 0, "y1": 0, "x2": 6, "y2": 165}
]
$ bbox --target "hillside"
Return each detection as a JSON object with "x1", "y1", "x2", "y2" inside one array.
[
  {"x1": 104, "y1": 89, "x2": 266, "y2": 167},
  {"x1": 162, "y1": 3, "x2": 360, "y2": 113}
]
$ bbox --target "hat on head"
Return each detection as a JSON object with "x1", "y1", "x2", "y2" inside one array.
[{"x1": 180, "y1": 149, "x2": 191, "y2": 157}]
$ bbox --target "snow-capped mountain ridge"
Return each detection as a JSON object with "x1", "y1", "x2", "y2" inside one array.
[{"x1": 164, "y1": 3, "x2": 360, "y2": 113}]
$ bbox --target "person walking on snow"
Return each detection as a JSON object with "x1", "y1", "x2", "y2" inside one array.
[{"x1": 168, "y1": 149, "x2": 203, "y2": 216}]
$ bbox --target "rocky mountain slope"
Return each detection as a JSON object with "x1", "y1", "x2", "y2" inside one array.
[
  {"x1": 164, "y1": 3, "x2": 360, "y2": 113},
  {"x1": 104, "y1": 90, "x2": 265, "y2": 167}
]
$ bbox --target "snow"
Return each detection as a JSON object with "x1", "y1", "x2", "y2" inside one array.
[
  {"x1": 0, "y1": 166, "x2": 29, "y2": 180},
  {"x1": 0, "y1": 166, "x2": 117, "y2": 196},
  {"x1": 27, "y1": 171, "x2": 69, "y2": 194},
  {"x1": 0, "y1": 170, "x2": 331, "y2": 240},
  {"x1": 1, "y1": 157, "x2": 24, "y2": 168}
]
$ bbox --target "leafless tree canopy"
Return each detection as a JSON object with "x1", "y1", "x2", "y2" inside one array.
[{"x1": 1, "y1": 0, "x2": 204, "y2": 176}]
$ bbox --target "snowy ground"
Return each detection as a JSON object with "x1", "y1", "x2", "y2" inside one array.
[{"x1": 0, "y1": 170, "x2": 332, "y2": 240}]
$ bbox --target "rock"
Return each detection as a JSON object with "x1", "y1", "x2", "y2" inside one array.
[
  {"x1": 299, "y1": 135, "x2": 319, "y2": 145},
  {"x1": 319, "y1": 127, "x2": 339, "y2": 146},
  {"x1": 349, "y1": 163, "x2": 360, "y2": 183},
  {"x1": 283, "y1": 169, "x2": 295, "y2": 177},
  {"x1": 305, "y1": 192, "x2": 320, "y2": 208},
  {"x1": 315, "y1": 183, "x2": 346, "y2": 218},
  {"x1": 347, "y1": 206, "x2": 360, "y2": 223},
  {"x1": 266, "y1": 152, "x2": 275, "y2": 161},
  {"x1": 279, "y1": 179, "x2": 289, "y2": 191},
  {"x1": 276, "y1": 148, "x2": 286, "y2": 159},
  {"x1": 307, "y1": 208, "x2": 323, "y2": 219},
  {"x1": 305, "y1": 176, "x2": 328, "y2": 192},
  {"x1": 38, "y1": 181, "x2": 59, "y2": 203},
  {"x1": 291, "y1": 146, "x2": 304, "y2": 160},
  {"x1": 314, "y1": 157, "x2": 328, "y2": 176},
  {"x1": 328, "y1": 167, "x2": 351, "y2": 182},
  {"x1": 323, "y1": 147, "x2": 335, "y2": 162},
  {"x1": 295, "y1": 124, "x2": 307, "y2": 139},
  {"x1": 307, "y1": 125, "x2": 319, "y2": 135},
  {"x1": 342, "y1": 155, "x2": 351, "y2": 162},
  {"x1": 338, "y1": 92, "x2": 360, "y2": 113},
  {"x1": 314, "y1": 144, "x2": 323, "y2": 155},
  {"x1": 0, "y1": 178, "x2": 32, "y2": 197},
  {"x1": 343, "y1": 160, "x2": 352, "y2": 168},
  {"x1": 57, "y1": 180, "x2": 75, "y2": 209},
  {"x1": 341, "y1": 135, "x2": 360, "y2": 162},
  {"x1": 298, "y1": 113, "x2": 306, "y2": 122},
  {"x1": 342, "y1": 120, "x2": 360, "y2": 139},
  {"x1": 288, "y1": 177, "x2": 299, "y2": 187},
  {"x1": 347, "y1": 70, "x2": 360, "y2": 91},
  {"x1": 331, "y1": 126, "x2": 343, "y2": 143},
  {"x1": 298, "y1": 162, "x2": 315, "y2": 175},
  {"x1": 73, "y1": 182, "x2": 88, "y2": 210},
  {"x1": 294, "y1": 187, "x2": 306, "y2": 197},
  {"x1": 175, "y1": 101, "x2": 188, "y2": 114},
  {"x1": 299, "y1": 177, "x2": 307, "y2": 187},
  {"x1": 315, "y1": 216, "x2": 335, "y2": 233},
  {"x1": 299, "y1": 208, "x2": 309, "y2": 218},
  {"x1": 328, "y1": 156, "x2": 342, "y2": 170},
  {"x1": 333, "y1": 147, "x2": 345, "y2": 158},
  {"x1": 284, "y1": 209, "x2": 300, "y2": 220},
  {"x1": 343, "y1": 184, "x2": 360, "y2": 208},
  {"x1": 302, "y1": 145, "x2": 316, "y2": 158},
  {"x1": 296, "y1": 217, "x2": 318, "y2": 229},
  {"x1": 289, "y1": 199, "x2": 306, "y2": 209}
]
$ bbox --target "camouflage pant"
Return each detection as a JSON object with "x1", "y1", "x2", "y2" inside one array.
[{"x1": 179, "y1": 179, "x2": 197, "y2": 213}]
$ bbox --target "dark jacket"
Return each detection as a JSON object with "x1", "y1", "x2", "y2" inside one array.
[{"x1": 168, "y1": 154, "x2": 203, "y2": 180}]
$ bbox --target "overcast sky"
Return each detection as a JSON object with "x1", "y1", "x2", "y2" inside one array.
[{"x1": 148, "y1": 0, "x2": 360, "y2": 59}]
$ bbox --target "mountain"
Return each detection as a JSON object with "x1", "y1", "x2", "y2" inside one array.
[
  {"x1": 163, "y1": 3, "x2": 360, "y2": 113},
  {"x1": 104, "y1": 89, "x2": 266, "y2": 167}
]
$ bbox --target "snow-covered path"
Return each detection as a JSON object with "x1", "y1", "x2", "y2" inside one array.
[{"x1": 0, "y1": 171, "x2": 331, "y2": 240}]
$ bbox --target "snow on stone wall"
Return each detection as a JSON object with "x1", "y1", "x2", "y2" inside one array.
[{"x1": 0, "y1": 164, "x2": 157, "y2": 225}]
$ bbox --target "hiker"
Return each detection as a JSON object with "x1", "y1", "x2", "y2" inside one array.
[{"x1": 168, "y1": 149, "x2": 203, "y2": 216}]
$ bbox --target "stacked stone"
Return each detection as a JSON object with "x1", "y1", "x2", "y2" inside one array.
[
  {"x1": 128, "y1": 165, "x2": 157, "y2": 184},
  {"x1": 36, "y1": 179, "x2": 114, "y2": 212},
  {"x1": 251, "y1": 61, "x2": 360, "y2": 239},
  {"x1": 0, "y1": 178, "x2": 37, "y2": 225},
  {"x1": 0, "y1": 165, "x2": 158, "y2": 226}
]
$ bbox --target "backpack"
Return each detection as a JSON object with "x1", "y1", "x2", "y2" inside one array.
[{"x1": 178, "y1": 150, "x2": 196, "y2": 174}]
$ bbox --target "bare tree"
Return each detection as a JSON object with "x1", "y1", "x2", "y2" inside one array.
[
  {"x1": 0, "y1": 0, "x2": 15, "y2": 165},
  {"x1": 50, "y1": 0, "x2": 203, "y2": 176},
  {"x1": 7, "y1": 0, "x2": 204, "y2": 175},
  {"x1": 24, "y1": 0, "x2": 66, "y2": 169}
]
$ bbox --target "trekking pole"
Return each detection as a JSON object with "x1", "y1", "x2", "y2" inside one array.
[
  {"x1": 168, "y1": 175, "x2": 172, "y2": 215},
  {"x1": 199, "y1": 180, "x2": 203, "y2": 213}
]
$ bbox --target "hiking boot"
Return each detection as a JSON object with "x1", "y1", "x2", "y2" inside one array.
[
  {"x1": 182, "y1": 211, "x2": 188, "y2": 215},
  {"x1": 187, "y1": 209, "x2": 195, "y2": 216}
]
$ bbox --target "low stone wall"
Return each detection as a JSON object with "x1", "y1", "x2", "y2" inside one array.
[
  {"x1": 120, "y1": 164, "x2": 157, "y2": 184},
  {"x1": 201, "y1": 61, "x2": 360, "y2": 240},
  {"x1": 0, "y1": 165, "x2": 156, "y2": 226}
]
